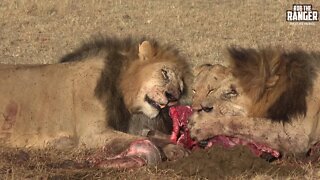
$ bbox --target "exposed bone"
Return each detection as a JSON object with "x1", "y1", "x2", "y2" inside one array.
[{"x1": 89, "y1": 139, "x2": 162, "y2": 169}]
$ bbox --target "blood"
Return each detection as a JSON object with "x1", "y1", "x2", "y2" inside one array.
[
  {"x1": 0, "y1": 101, "x2": 18, "y2": 141},
  {"x1": 2, "y1": 101, "x2": 18, "y2": 131},
  {"x1": 90, "y1": 105, "x2": 281, "y2": 169},
  {"x1": 169, "y1": 105, "x2": 196, "y2": 149},
  {"x1": 169, "y1": 105, "x2": 281, "y2": 159},
  {"x1": 88, "y1": 139, "x2": 162, "y2": 169}
]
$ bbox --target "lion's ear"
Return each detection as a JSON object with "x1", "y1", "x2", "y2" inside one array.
[
  {"x1": 139, "y1": 41, "x2": 155, "y2": 61},
  {"x1": 266, "y1": 75, "x2": 279, "y2": 88}
]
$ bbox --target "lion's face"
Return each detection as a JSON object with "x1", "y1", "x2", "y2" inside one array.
[
  {"x1": 121, "y1": 41, "x2": 189, "y2": 118},
  {"x1": 136, "y1": 62, "x2": 184, "y2": 118},
  {"x1": 189, "y1": 47, "x2": 320, "y2": 154},
  {"x1": 191, "y1": 64, "x2": 249, "y2": 116}
]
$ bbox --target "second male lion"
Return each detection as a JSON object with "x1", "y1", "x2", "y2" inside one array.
[{"x1": 190, "y1": 47, "x2": 320, "y2": 155}]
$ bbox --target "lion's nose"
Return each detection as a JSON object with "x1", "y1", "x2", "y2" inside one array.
[
  {"x1": 192, "y1": 103, "x2": 213, "y2": 112},
  {"x1": 202, "y1": 105, "x2": 213, "y2": 112},
  {"x1": 200, "y1": 101, "x2": 213, "y2": 112},
  {"x1": 165, "y1": 91, "x2": 178, "y2": 102}
]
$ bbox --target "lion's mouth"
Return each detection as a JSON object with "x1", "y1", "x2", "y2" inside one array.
[{"x1": 145, "y1": 95, "x2": 167, "y2": 110}]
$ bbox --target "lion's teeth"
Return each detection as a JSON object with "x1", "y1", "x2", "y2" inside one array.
[{"x1": 160, "y1": 104, "x2": 166, "y2": 109}]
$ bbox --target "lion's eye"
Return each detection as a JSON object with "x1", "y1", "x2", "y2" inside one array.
[
  {"x1": 161, "y1": 69, "x2": 169, "y2": 80},
  {"x1": 228, "y1": 89, "x2": 238, "y2": 96},
  {"x1": 207, "y1": 89, "x2": 214, "y2": 95},
  {"x1": 222, "y1": 88, "x2": 238, "y2": 100}
]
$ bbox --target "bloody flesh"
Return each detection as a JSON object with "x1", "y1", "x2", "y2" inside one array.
[{"x1": 169, "y1": 105, "x2": 281, "y2": 159}]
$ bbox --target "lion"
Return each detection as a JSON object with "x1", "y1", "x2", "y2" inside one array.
[
  {"x1": 0, "y1": 36, "x2": 191, "y2": 162},
  {"x1": 189, "y1": 47, "x2": 320, "y2": 155}
]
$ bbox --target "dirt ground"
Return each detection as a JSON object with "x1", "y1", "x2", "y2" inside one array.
[{"x1": 0, "y1": 0, "x2": 320, "y2": 179}]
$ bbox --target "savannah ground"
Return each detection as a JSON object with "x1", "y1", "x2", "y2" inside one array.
[{"x1": 0, "y1": 0, "x2": 319, "y2": 179}]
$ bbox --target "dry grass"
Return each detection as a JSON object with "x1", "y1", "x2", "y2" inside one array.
[
  {"x1": 0, "y1": 147, "x2": 187, "y2": 179},
  {"x1": 0, "y1": 0, "x2": 319, "y2": 179},
  {"x1": 1, "y1": 0, "x2": 319, "y2": 65}
]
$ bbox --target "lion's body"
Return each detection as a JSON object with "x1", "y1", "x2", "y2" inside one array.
[
  {"x1": 0, "y1": 37, "x2": 190, "y2": 150},
  {"x1": 0, "y1": 59, "x2": 119, "y2": 148},
  {"x1": 190, "y1": 47, "x2": 320, "y2": 153}
]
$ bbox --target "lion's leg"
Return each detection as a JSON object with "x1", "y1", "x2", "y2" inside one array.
[{"x1": 189, "y1": 112, "x2": 310, "y2": 153}]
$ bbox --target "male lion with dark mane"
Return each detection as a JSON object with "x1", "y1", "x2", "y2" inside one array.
[
  {"x1": 0, "y1": 36, "x2": 191, "y2": 165},
  {"x1": 190, "y1": 47, "x2": 320, "y2": 157}
]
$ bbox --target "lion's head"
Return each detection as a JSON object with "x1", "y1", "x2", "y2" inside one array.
[
  {"x1": 120, "y1": 41, "x2": 191, "y2": 119},
  {"x1": 61, "y1": 37, "x2": 191, "y2": 131},
  {"x1": 189, "y1": 47, "x2": 320, "y2": 154},
  {"x1": 192, "y1": 64, "x2": 233, "y2": 112},
  {"x1": 192, "y1": 63, "x2": 248, "y2": 116},
  {"x1": 192, "y1": 47, "x2": 316, "y2": 121}
]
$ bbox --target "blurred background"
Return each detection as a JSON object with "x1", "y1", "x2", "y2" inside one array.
[{"x1": 0, "y1": 0, "x2": 318, "y2": 66}]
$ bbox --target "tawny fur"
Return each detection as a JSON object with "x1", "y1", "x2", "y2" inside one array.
[
  {"x1": 61, "y1": 36, "x2": 191, "y2": 132},
  {"x1": 0, "y1": 36, "x2": 191, "y2": 154},
  {"x1": 190, "y1": 47, "x2": 320, "y2": 153},
  {"x1": 228, "y1": 47, "x2": 318, "y2": 121}
]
